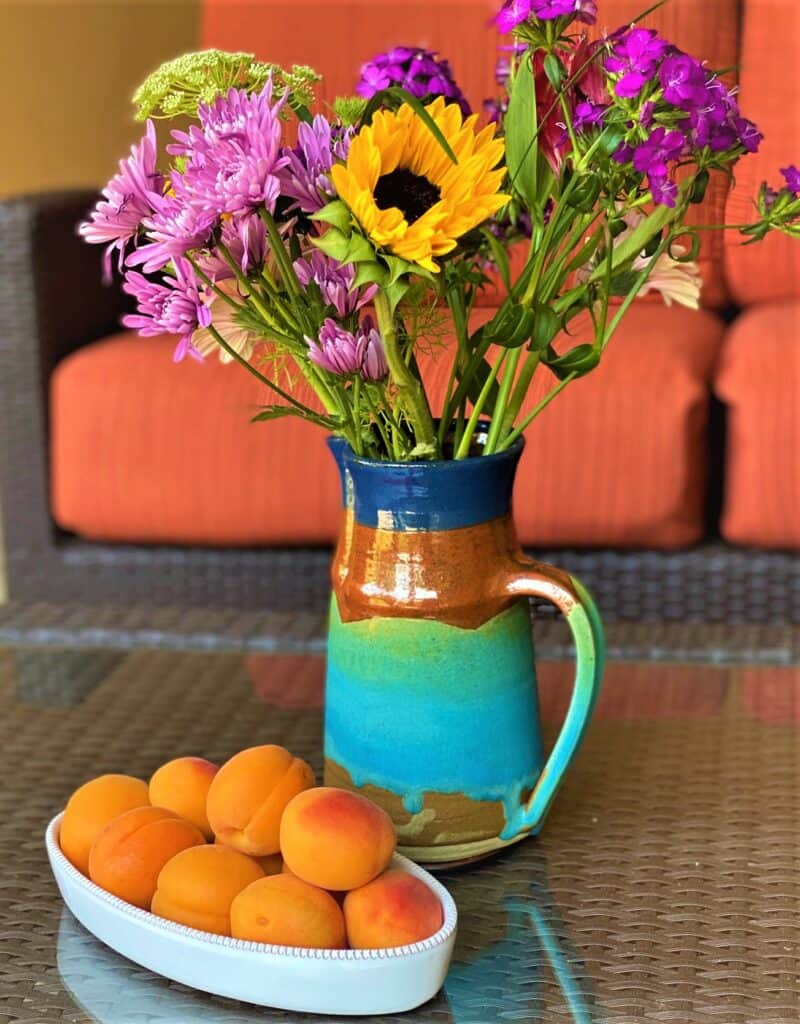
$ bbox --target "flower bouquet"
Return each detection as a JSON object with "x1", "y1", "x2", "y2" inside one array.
[
  {"x1": 79, "y1": 0, "x2": 800, "y2": 864},
  {"x1": 80, "y1": 0, "x2": 798, "y2": 463}
]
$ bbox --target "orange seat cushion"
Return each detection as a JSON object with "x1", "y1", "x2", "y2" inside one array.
[
  {"x1": 201, "y1": 0, "x2": 740, "y2": 307},
  {"x1": 724, "y1": 0, "x2": 800, "y2": 306},
  {"x1": 715, "y1": 302, "x2": 800, "y2": 548},
  {"x1": 51, "y1": 303, "x2": 722, "y2": 548}
]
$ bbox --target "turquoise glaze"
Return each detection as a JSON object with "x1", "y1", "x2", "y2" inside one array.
[
  {"x1": 326, "y1": 599, "x2": 543, "y2": 828},
  {"x1": 324, "y1": 435, "x2": 605, "y2": 857}
]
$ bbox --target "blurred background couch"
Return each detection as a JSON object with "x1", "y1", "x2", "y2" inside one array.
[{"x1": 0, "y1": 0, "x2": 797, "y2": 621}]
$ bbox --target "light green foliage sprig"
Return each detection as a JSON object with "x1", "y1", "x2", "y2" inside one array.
[
  {"x1": 132, "y1": 50, "x2": 320, "y2": 121},
  {"x1": 332, "y1": 96, "x2": 368, "y2": 127}
]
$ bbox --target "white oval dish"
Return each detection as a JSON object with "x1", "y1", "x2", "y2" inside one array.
[{"x1": 46, "y1": 813, "x2": 457, "y2": 1016}]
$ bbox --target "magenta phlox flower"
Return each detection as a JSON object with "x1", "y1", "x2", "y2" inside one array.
[
  {"x1": 78, "y1": 119, "x2": 163, "y2": 281},
  {"x1": 494, "y1": 0, "x2": 533, "y2": 32},
  {"x1": 122, "y1": 259, "x2": 210, "y2": 361},
  {"x1": 125, "y1": 180, "x2": 217, "y2": 274},
  {"x1": 573, "y1": 99, "x2": 607, "y2": 131},
  {"x1": 631, "y1": 127, "x2": 685, "y2": 207},
  {"x1": 305, "y1": 316, "x2": 387, "y2": 380},
  {"x1": 533, "y1": 0, "x2": 597, "y2": 22},
  {"x1": 659, "y1": 52, "x2": 708, "y2": 107},
  {"x1": 781, "y1": 165, "x2": 800, "y2": 195},
  {"x1": 293, "y1": 251, "x2": 377, "y2": 318},
  {"x1": 605, "y1": 28, "x2": 669, "y2": 98},
  {"x1": 356, "y1": 47, "x2": 470, "y2": 116},
  {"x1": 279, "y1": 116, "x2": 352, "y2": 215}
]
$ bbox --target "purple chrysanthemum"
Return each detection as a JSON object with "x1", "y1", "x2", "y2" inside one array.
[
  {"x1": 305, "y1": 316, "x2": 387, "y2": 381},
  {"x1": 293, "y1": 251, "x2": 377, "y2": 318},
  {"x1": 78, "y1": 120, "x2": 163, "y2": 281},
  {"x1": 169, "y1": 80, "x2": 289, "y2": 219},
  {"x1": 605, "y1": 28, "x2": 669, "y2": 98},
  {"x1": 200, "y1": 211, "x2": 269, "y2": 280},
  {"x1": 125, "y1": 180, "x2": 217, "y2": 274},
  {"x1": 122, "y1": 259, "x2": 210, "y2": 362},
  {"x1": 279, "y1": 115, "x2": 352, "y2": 215},
  {"x1": 356, "y1": 47, "x2": 471, "y2": 117}
]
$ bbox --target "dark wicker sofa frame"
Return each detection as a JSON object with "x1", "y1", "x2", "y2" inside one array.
[{"x1": 1, "y1": 190, "x2": 798, "y2": 624}]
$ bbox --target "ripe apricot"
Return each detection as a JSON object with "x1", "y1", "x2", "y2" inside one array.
[
  {"x1": 149, "y1": 757, "x2": 218, "y2": 838},
  {"x1": 151, "y1": 844, "x2": 264, "y2": 935},
  {"x1": 206, "y1": 745, "x2": 314, "y2": 856},
  {"x1": 88, "y1": 806, "x2": 205, "y2": 909},
  {"x1": 60, "y1": 774, "x2": 150, "y2": 875},
  {"x1": 344, "y1": 869, "x2": 443, "y2": 949},
  {"x1": 280, "y1": 787, "x2": 395, "y2": 891},
  {"x1": 230, "y1": 874, "x2": 346, "y2": 949}
]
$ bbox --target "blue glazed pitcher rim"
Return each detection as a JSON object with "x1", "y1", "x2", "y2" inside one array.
[{"x1": 327, "y1": 423, "x2": 525, "y2": 472}]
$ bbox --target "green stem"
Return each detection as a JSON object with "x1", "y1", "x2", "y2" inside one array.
[
  {"x1": 455, "y1": 348, "x2": 506, "y2": 460},
  {"x1": 484, "y1": 346, "x2": 521, "y2": 454},
  {"x1": 499, "y1": 349, "x2": 541, "y2": 439},
  {"x1": 374, "y1": 291, "x2": 437, "y2": 458},
  {"x1": 259, "y1": 208, "x2": 301, "y2": 299},
  {"x1": 351, "y1": 374, "x2": 363, "y2": 457},
  {"x1": 205, "y1": 324, "x2": 325, "y2": 420},
  {"x1": 216, "y1": 242, "x2": 276, "y2": 326},
  {"x1": 497, "y1": 372, "x2": 577, "y2": 452}
]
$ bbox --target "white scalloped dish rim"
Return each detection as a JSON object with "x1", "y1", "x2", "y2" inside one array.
[{"x1": 45, "y1": 812, "x2": 458, "y2": 1016}]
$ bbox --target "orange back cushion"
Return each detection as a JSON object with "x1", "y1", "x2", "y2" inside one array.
[
  {"x1": 201, "y1": 0, "x2": 741, "y2": 307},
  {"x1": 724, "y1": 0, "x2": 800, "y2": 306}
]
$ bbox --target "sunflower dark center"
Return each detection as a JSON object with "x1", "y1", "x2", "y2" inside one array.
[{"x1": 374, "y1": 167, "x2": 441, "y2": 224}]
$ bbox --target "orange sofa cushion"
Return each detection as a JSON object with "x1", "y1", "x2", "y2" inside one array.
[
  {"x1": 201, "y1": 0, "x2": 740, "y2": 308},
  {"x1": 51, "y1": 303, "x2": 722, "y2": 548},
  {"x1": 715, "y1": 301, "x2": 800, "y2": 548},
  {"x1": 724, "y1": 0, "x2": 800, "y2": 306}
]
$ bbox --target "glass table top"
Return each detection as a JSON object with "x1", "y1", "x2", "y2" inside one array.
[{"x1": 1, "y1": 643, "x2": 798, "y2": 1023}]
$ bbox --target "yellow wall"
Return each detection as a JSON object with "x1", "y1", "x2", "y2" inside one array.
[{"x1": 0, "y1": 0, "x2": 201, "y2": 198}]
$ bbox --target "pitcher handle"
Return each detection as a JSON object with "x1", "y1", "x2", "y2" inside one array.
[{"x1": 503, "y1": 558, "x2": 605, "y2": 836}]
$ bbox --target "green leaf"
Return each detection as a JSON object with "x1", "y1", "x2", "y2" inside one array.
[
  {"x1": 313, "y1": 200, "x2": 353, "y2": 233},
  {"x1": 344, "y1": 232, "x2": 377, "y2": 263},
  {"x1": 385, "y1": 277, "x2": 411, "y2": 314},
  {"x1": 480, "y1": 226, "x2": 512, "y2": 292},
  {"x1": 251, "y1": 405, "x2": 336, "y2": 429},
  {"x1": 590, "y1": 204, "x2": 674, "y2": 278},
  {"x1": 505, "y1": 54, "x2": 540, "y2": 209},
  {"x1": 565, "y1": 174, "x2": 602, "y2": 213},
  {"x1": 689, "y1": 169, "x2": 710, "y2": 204},
  {"x1": 530, "y1": 304, "x2": 561, "y2": 350},
  {"x1": 543, "y1": 343, "x2": 600, "y2": 379},
  {"x1": 311, "y1": 228, "x2": 351, "y2": 262},
  {"x1": 352, "y1": 261, "x2": 388, "y2": 289},
  {"x1": 360, "y1": 86, "x2": 458, "y2": 163},
  {"x1": 484, "y1": 303, "x2": 537, "y2": 349},
  {"x1": 543, "y1": 53, "x2": 565, "y2": 90},
  {"x1": 384, "y1": 255, "x2": 414, "y2": 286}
]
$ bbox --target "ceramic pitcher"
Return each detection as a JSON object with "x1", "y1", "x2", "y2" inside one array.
[{"x1": 324, "y1": 435, "x2": 605, "y2": 866}]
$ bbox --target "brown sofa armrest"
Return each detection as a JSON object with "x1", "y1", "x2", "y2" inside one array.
[{"x1": 0, "y1": 190, "x2": 126, "y2": 577}]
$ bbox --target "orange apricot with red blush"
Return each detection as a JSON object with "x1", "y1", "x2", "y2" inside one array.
[
  {"x1": 344, "y1": 869, "x2": 443, "y2": 950},
  {"x1": 88, "y1": 806, "x2": 205, "y2": 909},
  {"x1": 280, "y1": 787, "x2": 396, "y2": 891}
]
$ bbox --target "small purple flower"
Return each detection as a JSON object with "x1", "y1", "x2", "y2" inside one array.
[
  {"x1": 305, "y1": 316, "x2": 387, "y2": 381},
  {"x1": 78, "y1": 120, "x2": 163, "y2": 281},
  {"x1": 494, "y1": 0, "x2": 532, "y2": 32},
  {"x1": 606, "y1": 28, "x2": 669, "y2": 98},
  {"x1": 781, "y1": 165, "x2": 800, "y2": 195},
  {"x1": 122, "y1": 259, "x2": 210, "y2": 362},
  {"x1": 573, "y1": 99, "x2": 607, "y2": 131},
  {"x1": 125, "y1": 181, "x2": 217, "y2": 274},
  {"x1": 659, "y1": 52, "x2": 708, "y2": 107},
  {"x1": 736, "y1": 117, "x2": 762, "y2": 154},
  {"x1": 649, "y1": 176, "x2": 679, "y2": 207},
  {"x1": 632, "y1": 127, "x2": 686, "y2": 178},
  {"x1": 532, "y1": 0, "x2": 597, "y2": 22},
  {"x1": 356, "y1": 47, "x2": 470, "y2": 116},
  {"x1": 293, "y1": 251, "x2": 377, "y2": 318},
  {"x1": 279, "y1": 115, "x2": 352, "y2": 215}
]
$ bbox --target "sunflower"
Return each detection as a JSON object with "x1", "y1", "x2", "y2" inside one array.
[{"x1": 331, "y1": 97, "x2": 509, "y2": 273}]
